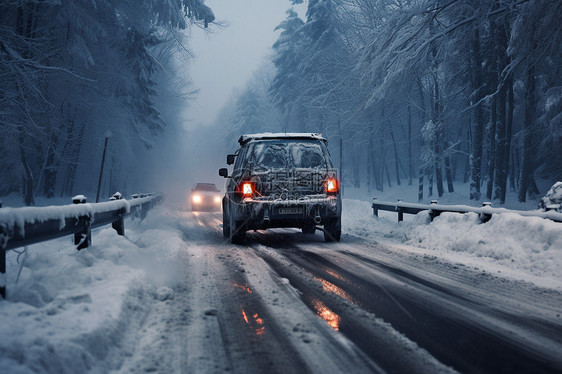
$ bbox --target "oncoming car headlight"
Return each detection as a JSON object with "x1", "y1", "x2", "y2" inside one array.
[
  {"x1": 192, "y1": 195, "x2": 202, "y2": 203},
  {"x1": 214, "y1": 196, "x2": 221, "y2": 203}
]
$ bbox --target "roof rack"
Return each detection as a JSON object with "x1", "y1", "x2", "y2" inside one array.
[{"x1": 238, "y1": 132, "x2": 326, "y2": 145}]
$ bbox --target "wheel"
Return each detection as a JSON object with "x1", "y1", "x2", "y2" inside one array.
[
  {"x1": 302, "y1": 222, "x2": 316, "y2": 234},
  {"x1": 229, "y1": 208, "x2": 246, "y2": 244},
  {"x1": 323, "y1": 218, "x2": 341, "y2": 242},
  {"x1": 222, "y1": 200, "x2": 230, "y2": 238}
]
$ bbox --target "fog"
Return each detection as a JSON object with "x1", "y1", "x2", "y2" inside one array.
[
  {"x1": 143, "y1": 0, "x2": 309, "y2": 208},
  {"x1": 1, "y1": 0, "x2": 560, "y2": 208}
]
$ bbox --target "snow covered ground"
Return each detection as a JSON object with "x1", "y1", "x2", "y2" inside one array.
[
  {"x1": 0, "y1": 183, "x2": 561, "y2": 372},
  {"x1": 342, "y1": 182, "x2": 562, "y2": 290}
]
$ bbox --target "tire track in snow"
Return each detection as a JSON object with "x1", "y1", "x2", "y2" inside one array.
[
  {"x1": 177, "y1": 212, "x2": 312, "y2": 373},
  {"x1": 248, "y1": 230, "x2": 562, "y2": 374}
]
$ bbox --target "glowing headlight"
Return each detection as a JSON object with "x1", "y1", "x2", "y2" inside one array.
[
  {"x1": 214, "y1": 196, "x2": 221, "y2": 203},
  {"x1": 192, "y1": 195, "x2": 201, "y2": 203}
]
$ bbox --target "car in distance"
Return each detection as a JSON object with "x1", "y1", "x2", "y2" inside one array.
[
  {"x1": 219, "y1": 133, "x2": 341, "y2": 244},
  {"x1": 190, "y1": 183, "x2": 221, "y2": 211}
]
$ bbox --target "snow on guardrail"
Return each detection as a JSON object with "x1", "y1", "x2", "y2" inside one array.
[
  {"x1": 0, "y1": 192, "x2": 163, "y2": 298},
  {"x1": 372, "y1": 198, "x2": 562, "y2": 223}
]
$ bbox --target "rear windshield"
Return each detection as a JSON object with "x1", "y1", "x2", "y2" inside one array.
[
  {"x1": 194, "y1": 184, "x2": 218, "y2": 191},
  {"x1": 247, "y1": 140, "x2": 330, "y2": 170}
]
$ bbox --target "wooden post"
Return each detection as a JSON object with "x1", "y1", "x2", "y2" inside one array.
[
  {"x1": 0, "y1": 221, "x2": 7, "y2": 299},
  {"x1": 110, "y1": 192, "x2": 125, "y2": 236},
  {"x1": 372, "y1": 198, "x2": 378, "y2": 217},
  {"x1": 0, "y1": 238, "x2": 5, "y2": 299},
  {"x1": 429, "y1": 200, "x2": 438, "y2": 221},
  {"x1": 480, "y1": 202, "x2": 492, "y2": 223},
  {"x1": 73, "y1": 195, "x2": 91, "y2": 250},
  {"x1": 397, "y1": 199, "x2": 403, "y2": 222}
]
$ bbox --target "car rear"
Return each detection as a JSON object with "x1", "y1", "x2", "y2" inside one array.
[{"x1": 222, "y1": 134, "x2": 341, "y2": 242}]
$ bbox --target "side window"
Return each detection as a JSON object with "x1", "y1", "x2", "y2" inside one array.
[{"x1": 233, "y1": 146, "x2": 247, "y2": 172}]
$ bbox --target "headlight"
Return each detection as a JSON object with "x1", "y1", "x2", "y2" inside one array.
[
  {"x1": 214, "y1": 196, "x2": 221, "y2": 203},
  {"x1": 192, "y1": 195, "x2": 201, "y2": 203}
]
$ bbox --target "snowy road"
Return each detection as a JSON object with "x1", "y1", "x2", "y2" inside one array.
[{"x1": 120, "y1": 210, "x2": 562, "y2": 374}]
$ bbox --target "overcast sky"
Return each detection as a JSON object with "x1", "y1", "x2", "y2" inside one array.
[{"x1": 186, "y1": 0, "x2": 307, "y2": 128}]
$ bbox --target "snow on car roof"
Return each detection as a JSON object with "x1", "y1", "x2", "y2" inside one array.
[{"x1": 238, "y1": 132, "x2": 326, "y2": 145}]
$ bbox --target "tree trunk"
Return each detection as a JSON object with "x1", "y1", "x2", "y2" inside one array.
[
  {"x1": 493, "y1": 82, "x2": 508, "y2": 202},
  {"x1": 418, "y1": 166, "x2": 424, "y2": 201},
  {"x1": 500, "y1": 74, "x2": 514, "y2": 202},
  {"x1": 43, "y1": 131, "x2": 58, "y2": 198},
  {"x1": 486, "y1": 95, "x2": 497, "y2": 199},
  {"x1": 470, "y1": 29, "x2": 485, "y2": 200},
  {"x1": 408, "y1": 105, "x2": 413, "y2": 185},
  {"x1": 379, "y1": 138, "x2": 386, "y2": 191},
  {"x1": 367, "y1": 136, "x2": 373, "y2": 193},
  {"x1": 518, "y1": 65, "x2": 536, "y2": 202},
  {"x1": 428, "y1": 168, "x2": 434, "y2": 197},
  {"x1": 445, "y1": 154, "x2": 454, "y2": 193},
  {"x1": 417, "y1": 78, "x2": 427, "y2": 200},
  {"x1": 391, "y1": 129, "x2": 401, "y2": 186},
  {"x1": 19, "y1": 139, "x2": 35, "y2": 206},
  {"x1": 432, "y1": 73, "x2": 444, "y2": 197}
]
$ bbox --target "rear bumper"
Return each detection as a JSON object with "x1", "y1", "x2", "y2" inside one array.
[{"x1": 229, "y1": 195, "x2": 341, "y2": 229}]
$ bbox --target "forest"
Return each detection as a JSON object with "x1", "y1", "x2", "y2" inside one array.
[
  {"x1": 221, "y1": 0, "x2": 562, "y2": 204},
  {"x1": 0, "y1": 0, "x2": 214, "y2": 205},
  {"x1": 1, "y1": 0, "x2": 561, "y2": 206}
]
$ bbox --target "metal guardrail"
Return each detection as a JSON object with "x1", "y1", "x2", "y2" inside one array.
[
  {"x1": 372, "y1": 198, "x2": 562, "y2": 223},
  {"x1": 0, "y1": 192, "x2": 163, "y2": 298}
]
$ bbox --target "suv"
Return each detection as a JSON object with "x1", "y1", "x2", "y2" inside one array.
[{"x1": 219, "y1": 133, "x2": 341, "y2": 244}]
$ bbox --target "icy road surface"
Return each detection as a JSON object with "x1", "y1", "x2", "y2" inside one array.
[{"x1": 118, "y1": 210, "x2": 562, "y2": 374}]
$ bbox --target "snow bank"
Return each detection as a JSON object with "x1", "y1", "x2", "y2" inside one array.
[
  {"x1": 343, "y1": 198, "x2": 562, "y2": 289},
  {"x1": 0, "y1": 207, "x2": 186, "y2": 373},
  {"x1": 539, "y1": 181, "x2": 562, "y2": 212}
]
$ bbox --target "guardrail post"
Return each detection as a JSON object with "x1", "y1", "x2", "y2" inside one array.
[
  {"x1": 0, "y1": 222, "x2": 8, "y2": 299},
  {"x1": 397, "y1": 199, "x2": 404, "y2": 222},
  {"x1": 429, "y1": 200, "x2": 438, "y2": 221},
  {"x1": 480, "y1": 202, "x2": 492, "y2": 223},
  {"x1": 0, "y1": 243, "x2": 5, "y2": 299},
  {"x1": 372, "y1": 198, "x2": 378, "y2": 217},
  {"x1": 72, "y1": 195, "x2": 91, "y2": 250},
  {"x1": 110, "y1": 192, "x2": 125, "y2": 236}
]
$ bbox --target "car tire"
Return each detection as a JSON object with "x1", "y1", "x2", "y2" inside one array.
[
  {"x1": 229, "y1": 206, "x2": 246, "y2": 244},
  {"x1": 323, "y1": 218, "x2": 341, "y2": 242},
  {"x1": 222, "y1": 199, "x2": 230, "y2": 238},
  {"x1": 230, "y1": 219, "x2": 246, "y2": 244}
]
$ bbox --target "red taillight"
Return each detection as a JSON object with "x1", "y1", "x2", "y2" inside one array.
[
  {"x1": 326, "y1": 178, "x2": 338, "y2": 194},
  {"x1": 241, "y1": 182, "x2": 253, "y2": 197}
]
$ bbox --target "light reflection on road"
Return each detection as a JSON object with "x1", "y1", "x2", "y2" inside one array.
[
  {"x1": 233, "y1": 283, "x2": 253, "y2": 293},
  {"x1": 315, "y1": 277, "x2": 355, "y2": 304},
  {"x1": 241, "y1": 307, "x2": 266, "y2": 336},
  {"x1": 326, "y1": 269, "x2": 346, "y2": 281},
  {"x1": 311, "y1": 299, "x2": 341, "y2": 331},
  {"x1": 235, "y1": 282, "x2": 265, "y2": 337}
]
